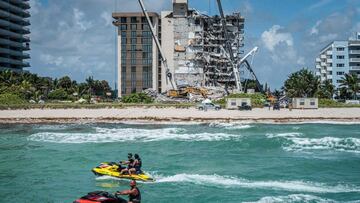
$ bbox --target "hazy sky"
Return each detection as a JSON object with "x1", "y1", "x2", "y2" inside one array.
[{"x1": 29, "y1": 0, "x2": 360, "y2": 89}]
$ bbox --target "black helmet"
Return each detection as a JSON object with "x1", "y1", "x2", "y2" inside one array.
[
  {"x1": 134, "y1": 154, "x2": 140, "y2": 159},
  {"x1": 128, "y1": 153, "x2": 133, "y2": 158}
]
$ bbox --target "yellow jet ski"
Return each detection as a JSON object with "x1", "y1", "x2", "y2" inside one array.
[{"x1": 92, "y1": 162, "x2": 154, "y2": 182}]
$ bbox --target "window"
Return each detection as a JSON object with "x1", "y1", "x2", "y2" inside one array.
[
  {"x1": 336, "y1": 71, "x2": 344, "y2": 75},
  {"x1": 121, "y1": 44, "x2": 126, "y2": 50},
  {"x1": 131, "y1": 66, "x2": 136, "y2": 93},
  {"x1": 121, "y1": 38, "x2": 127, "y2": 45},
  {"x1": 131, "y1": 58, "x2": 137, "y2": 65},
  {"x1": 131, "y1": 17, "x2": 137, "y2": 23},
  {"x1": 336, "y1": 55, "x2": 345, "y2": 59},
  {"x1": 121, "y1": 51, "x2": 126, "y2": 59},
  {"x1": 230, "y1": 99, "x2": 236, "y2": 106},
  {"x1": 336, "y1": 63, "x2": 345, "y2": 67},
  {"x1": 131, "y1": 45, "x2": 136, "y2": 51},
  {"x1": 142, "y1": 66, "x2": 152, "y2": 89},
  {"x1": 142, "y1": 38, "x2": 152, "y2": 44},
  {"x1": 142, "y1": 31, "x2": 151, "y2": 37},
  {"x1": 131, "y1": 38, "x2": 137, "y2": 44},
  {"x1": 310, "y1": 100, "x2": 315, "y2": 106},
  {"x1": 130, "y1": 24, "x2": 137, "y2": 30},
  {"x1": 142, "y1": 52, "x2": 152, "y2": 59},
  {"x1": 299, "y1": 99, "x2": 305, "y2": 106},
  {"x1": 329, "y1": 63, "x2": 333, "y2": 67},
  {"x1": 121, "y1": 31, "x2": 127, "y2": 38},
  {"x1": 121, "y1": 67, "x2": 126, "y2": 94},
  {"x1": 142, "y1": 24, "x2": 150, "y2": 31},
  {"x1": 336, "y1": 47, "x2": 345, "y2": 51},
  {"x1": 131, "y1": 31, "x2": 137, "y2": 38},
  {"x1": 120, "y1": 17, "x2": 127, "y2": 23},
  {"x1": 337, "y1": 80, "x2": 342, "y2": 83},
  {"x1": 120, "y1": 24, "x2": 127, "y2": 30}
]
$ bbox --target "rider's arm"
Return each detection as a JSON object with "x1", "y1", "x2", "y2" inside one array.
[{"x1": 116, "y1": 189, "x2": 131, "y2": 195}]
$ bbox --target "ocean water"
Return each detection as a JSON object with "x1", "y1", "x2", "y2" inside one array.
[{"x1": 0, "y1": 122, "x2": 360, "y2": 203}]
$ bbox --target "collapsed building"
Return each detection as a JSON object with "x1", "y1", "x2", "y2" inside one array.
[{"x1": 113, "y1": 0, "x2": 254, "y2": 98}]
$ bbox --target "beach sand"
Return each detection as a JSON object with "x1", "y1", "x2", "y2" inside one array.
[{"x1": 0, "y1": 107, "x2": 360, "y2": 123}]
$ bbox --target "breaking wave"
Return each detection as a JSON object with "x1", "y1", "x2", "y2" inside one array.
[
  {"x1": 265, "y1": 132, "x2": 303, "y2": 138},
  {"x1": 151, "y1": 173, "x2": 360, "y2": 193},
  {"x1": 243, "y1": 194, "x2": 360, "y2": 203},
  {"x1": 284, "y1": 137, "x2": 360, "y2": 153},
  {"x1": 28, "y1": 127, "x2": 243, "y2": 143},
  {"x1": 208, "y1": 122, "x2": 253, "y2": 130}
]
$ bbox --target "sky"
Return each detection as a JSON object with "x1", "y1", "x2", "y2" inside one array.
[{"x1": 28, "y1": 0, "x2": 360, "y2": 90}]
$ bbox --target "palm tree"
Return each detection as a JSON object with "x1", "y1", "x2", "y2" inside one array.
[
  {"x1": 319, "y1": 79, "x2": 335, "y2": 99},
  {"x1": 284, "y1": 68, "x2": 320, "y2": 98},
  {"x1": 340, "y1": 73, "x2": 359, "y2": 100}
]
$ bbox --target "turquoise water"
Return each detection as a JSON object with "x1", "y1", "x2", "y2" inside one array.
[{"x1": 0, "y1": 122, "x2": 360, "y2": 203}]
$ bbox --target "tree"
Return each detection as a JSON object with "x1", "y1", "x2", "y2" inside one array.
[
  {"x1": 340, "y1": 73, "x2": 359, "y2": 100},
  {"x1": 318, "y1": 79, "x2": 335, "y2": 99},
  {"x1": 58, "y1": 76, "x2": 73, "y2": 91},
  {"x1": 283, "y1": 68, "x2": 320, "y2": 98}
]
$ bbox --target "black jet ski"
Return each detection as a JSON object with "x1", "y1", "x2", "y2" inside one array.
[{"x1": 73, "y1": 191, "x2": 127, "y2": 203}]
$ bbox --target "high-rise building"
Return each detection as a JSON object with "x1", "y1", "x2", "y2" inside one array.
[
  {"x1": 315, "y1": 33, "x2": 360, "y2": 90},
  {"x1": 112, "y1": 12, "x2": 160, "y2": 97},
  {"x1": 0, "y1": 0, "x2": 31, "y2": 72},
  {"x1": 112, "y1": 1, "x2": 245, "y2": 97}
]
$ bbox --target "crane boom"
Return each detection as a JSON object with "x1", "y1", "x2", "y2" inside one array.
[
  {"x1": 138, "y1": 0, "x2": 176, "y2": 90},
  {"x1": 216, "y1": 0, "x2": 242, "y2": 91}
]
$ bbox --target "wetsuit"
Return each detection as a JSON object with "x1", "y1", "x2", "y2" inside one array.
[{"x1": 129, "y1": 187, "x2": 141, "y2": 203}]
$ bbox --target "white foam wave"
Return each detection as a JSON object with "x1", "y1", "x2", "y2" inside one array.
[
  {"x1": 35, "y1": 124, "x2": 70, "y2": 130},
  {"x1": 266, "y1": 132, "x2": 303, "y2": 138},
  {"x1": 208, "y1": 122, "x2": 253, "y2": 130},
  {"x1": 151, "y1": 173, "x2": 360, "y2": 193},
  {"x1": 28, "y1": 127, "x2": 242, "y2": 143},
  {"x1": 284, "y1": 137, "x2": 360, "y2": 153},
  {"x1": 96, "y1": 175, "x2": 124, "y2": 181},
  {"x1": 243, "y1": 194, "x2": 359, "y2": 203}
]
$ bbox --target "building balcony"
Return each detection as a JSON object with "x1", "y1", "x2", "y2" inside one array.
[
  {"x1": 9, "y1": 0, "x2": 30, "y2": 9},
  {"x1": 0, "y1": 19, "x2": 30, "y2": 34},
  {"x1": 327, "y1": 75, "x2": 333, "y2": 79},
  {"x1": 0, "y1": 1, "x2": 30, "y2": 18},
  {"x1": 0, "y1": 9, "x2": 30, "y2": 25},
  {"x1": 320, "y1": 54, "x2": 326, "y2": 59},
  {"x1": 0, "y1": 56, "x2": 29, "y2": 67},
  {"x1": 315, "y1": 58, "x2": 321, "y2": 62},
  {"x1": 350, "y1": 58, "x2": 360, "y2": 62},
  {"x1": 326, "y1": 58, "x2": 333, "y2": 63},
  {"x1": 316, "y1": 64, "x2": 321, "y2": 69},
  {"x1": 321, "y1": 69, "x2": 326, "y2": 74},
  {"x1": 0, "y1": 47, "x2": 30, "y2": 58},
  {"x1": 315, "y1": 71, "x2": 321, "y2": 76},
  {"x1": 321, "y1": 62, "x2": 326, "y2": 66},
  {"x1": 326, "y1": 66, "x2": 332, "y2": 71},
  {"x1": 0, "y1": 27, "x2": 30, "y2": 42},
  {"x1": 349, "y1": 41, "x2": 360, "y2": 46},
  {"x1": 326, "y1": 50, "x2": 333, "y2": 55},
  {"x1": 0, "y1": 38, "x2": 30, "y2": 50},
  {"x1": 350, "y1": 66, "x2": 360, "y2": 70},
  {"x1": 349, "y1": 50, "x2": 360, "y2": 54}
]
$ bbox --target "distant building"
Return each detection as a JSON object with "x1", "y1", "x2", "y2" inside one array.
[
  {"x1": 112, "y1": 12, "x2": 160, "y2": 97},
  {"x1": 0, "y1": 0, "x2": 31, "y2": 72},
  {"x1": 315, "y1": 33, "x2": 360, "y2": 90}
]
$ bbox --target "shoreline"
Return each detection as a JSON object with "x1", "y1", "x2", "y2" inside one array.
[{"x1": 1, "y1": 107, "x2": 360, "y2": 124}]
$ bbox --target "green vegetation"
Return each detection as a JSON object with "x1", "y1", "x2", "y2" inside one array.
[
  {"x1": 0, "y1": 93, "x2": 26, "y2": 105},
  {"x1": 339, "y1": 73, "x2": 359, "y2": 100},
  {"x1": 283, "y1": 68, "x2": 320, "y2": 98},
  {"x1": 121, "y1": 93, "x2": 154, "y2": 104},
  {"x1": 319, "y1": 99, "x2": 360, "y2": 108},
  {"x1": 0, "y1": 70, "x2": 113, "y2": 105}
]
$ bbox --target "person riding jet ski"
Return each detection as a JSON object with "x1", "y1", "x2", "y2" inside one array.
[
  {"x1": 115, "y1": 180, "x2": 141, "y2": 203},
  {"x1": 129, "y1": 154, "x2": 142, "y2": 175}
]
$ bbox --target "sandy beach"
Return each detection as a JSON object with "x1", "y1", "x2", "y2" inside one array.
[{"x1": 0, "y1": 107, "x2": 360, "y2": 123}]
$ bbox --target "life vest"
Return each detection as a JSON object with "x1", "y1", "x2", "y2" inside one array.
[{"x1": 129, "y1": 187, "x2": 141, "y2": 202}]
